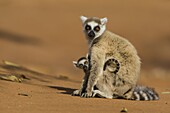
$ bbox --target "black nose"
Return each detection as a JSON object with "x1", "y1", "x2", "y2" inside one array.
[{"x1": 88, "y1": 31, "x2": 95, "y2": 38}]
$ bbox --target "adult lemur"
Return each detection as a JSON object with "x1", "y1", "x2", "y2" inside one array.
[{"x1": 72, "y1": 16, "x2": 159, "y2": 100}]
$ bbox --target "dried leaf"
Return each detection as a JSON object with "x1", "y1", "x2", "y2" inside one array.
[
  {"x1": 18, "y1": 93, "x2": 29, "y2": 96},
  {"x1": 161, "y1": 92, "x2": 170, "y2": 94},
  {"x1": 0, "y1": 75, "x2": 23, "y2": 82},
  {"x1": 2, "y1": 60, "x2": 21, "y2": 67}
]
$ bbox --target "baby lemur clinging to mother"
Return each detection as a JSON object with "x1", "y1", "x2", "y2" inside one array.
[{"x1": 72, "y1": 16, "x2": 159, "y2": 100}]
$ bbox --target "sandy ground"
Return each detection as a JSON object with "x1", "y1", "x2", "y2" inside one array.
[{"x1": 0, "y1": 0, "x2": 170, "y2": 113}]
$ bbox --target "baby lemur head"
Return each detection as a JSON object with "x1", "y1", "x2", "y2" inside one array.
[{"x1": 80, "y1": 16, "x2": 107, "y2": 42}]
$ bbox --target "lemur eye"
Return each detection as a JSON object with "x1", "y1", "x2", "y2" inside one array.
[
  {"x1": 85, "y1": 25, "x2": 91, "y2": 31},
  {"x1": 94, "y1": 26, "x2": 100, "y2": 32}
]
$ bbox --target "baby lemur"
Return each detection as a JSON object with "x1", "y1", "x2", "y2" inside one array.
[{"x1": 72, "y1": 16, "x2": 159, "y2": 100}]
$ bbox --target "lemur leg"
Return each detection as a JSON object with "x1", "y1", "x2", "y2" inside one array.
[
  {"x1": 72, "y1": 56, "x2": 89, "y2": 96},
  {"x1": 113, "y1": 83, "x2": 135, "y2": 99},
  {"x1": 103, "y1": 58, "x2": 135, "y2": 99},
  {"x1": 92, "y1": 90, "x2": 113, "y2": 99},
  {"x1": 81, "y1": 48, "x2": 105, "y2": 98},
  {"x1": 89, "y1": 58, "x2": 120, "y2": 99}
]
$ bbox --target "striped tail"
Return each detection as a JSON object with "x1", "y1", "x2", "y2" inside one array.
[{"x1": 133, "y1": 86, "x2": 159, "y2": 101}]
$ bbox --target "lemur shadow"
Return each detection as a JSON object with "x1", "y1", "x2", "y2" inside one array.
[{"x1": 48, "y1": 86, "x2": 76, "y2": 95}]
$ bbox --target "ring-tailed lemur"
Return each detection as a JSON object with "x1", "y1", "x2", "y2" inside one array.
[{"x1": 72, "y1": 16, "x2": 159, "y2": 101}]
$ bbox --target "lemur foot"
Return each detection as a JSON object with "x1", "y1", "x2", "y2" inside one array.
[
  {"x1": 92, "y1": 90, "x2": 113, "y2": 99},
  {"x1": 81, "y1": 91, "x2": 93, "y2": 98},
  {"x1": 72, "y1": 89, "x2": 81, "y2": 96}
]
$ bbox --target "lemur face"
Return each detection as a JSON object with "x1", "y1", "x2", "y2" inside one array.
[{"x1": 80, "y1": 16, "x2": 107, "y2": 40}]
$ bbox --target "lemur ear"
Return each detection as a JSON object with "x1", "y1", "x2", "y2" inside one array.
[
  {"x1": 100, "y1": 17, "x2": 108, "y2": 25},
  {"x1": 73, "y1": 61, "x2": 78, "y2": 67},
  {"x1": 80, "y1": 16, "x2": 88, "y2": 23}
]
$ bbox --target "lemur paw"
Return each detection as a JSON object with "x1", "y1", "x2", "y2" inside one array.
[
  {"x1": 81, "y1": 91, "x2": 93, "y2": 98},
  {"x1": 72, "y1": 90, "x2": 81, "y2": 96}
]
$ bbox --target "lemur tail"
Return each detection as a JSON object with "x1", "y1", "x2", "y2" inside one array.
[{"x1": 132, "y1": 86, "x2": 159, "y2": 101}]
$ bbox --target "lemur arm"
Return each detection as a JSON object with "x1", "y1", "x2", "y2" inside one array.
[{"x1": 82, "y1": 47, "x2": 105, "y2": 97}]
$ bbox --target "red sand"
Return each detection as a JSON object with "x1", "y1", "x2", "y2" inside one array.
[{"x1": 0, "y1": 0, "x2": 170, "y2": 113}]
